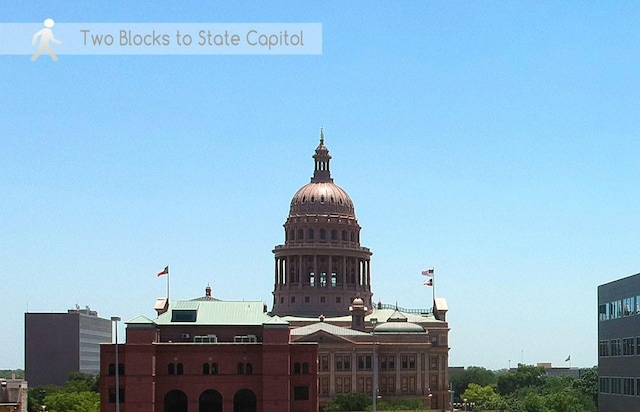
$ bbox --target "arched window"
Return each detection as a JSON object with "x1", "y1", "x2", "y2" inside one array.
[
  {"x1": 237, "y1": 363, "x2": 244, "y2": 375},
  {"x1": 350, "y1": 231, "x2": 355, "y2": 242},
  {"x1": 302, "y1": 362, "x2": 309, "y2": 374},
  {"x1": 308, "y1": 228, "x2": 314, "y2": 240},
  {"x1": 199, "y1": 389, "x2": 222, "y2": 412},
  {"x1": 164, "y1": 389, "x2": 188, "y2": 412},
  {"x1": 177, "y1": 363, "x2": 184, "y2": 375},
  {"x1": 203, "y1": 363, "x2": 210, "y2": 375},
  {"x1": 108, "y1": 363, "x2": 116, "y2": 376},
  {"x1": 298, "y1": 229, "x2": 304, "y2": 239},
  {"x1": 289, "y1": 229, "x2": 295, "y2": 240},
  {"x1": 233, "y1": 389, "x2": 257, "y2": 412},
  {"x1": 211, "y1": 363, "x2": 219, "y2": 375},
  {"x1": 342, "y1": 230, "x2": 347, "y2": 241},
  {"x1": 168, "y1": 363, "x2": 175, "y2": 375},
  {"x1": 118, "y1": 363, "x2": 125, "y2": 375},
  {"x1": 331, "y1": 229, "x2": 337, "y2": 240},
  {"x1": 320, "y1": 229, "x2": 326, "y2": 240},
  {"x1": 246, "y1": 363, "x2": 253, "y2": 375},
  {"x1": 294, "y1": 362, "x2": 301, "y2": 374}
]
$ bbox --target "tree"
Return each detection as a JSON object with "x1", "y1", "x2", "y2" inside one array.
[
  {"x1": 65, "y1": 372, "x2": 99, "y2": 393},
  {"x1": 44, "y1": 391, "x2": 99, "y2": 412},
  {"x1": 461, "y1": 383, "x2": 504, "y2": 410},
  {"x1": 451, "y1": 366, "x2": 497, "y2": 401},
  {"x1": 496, "y1": 364, "x2": 546, "y2": 396},
  {"x1": 324, "y1": 392, "x2": 372, "y2": 412},
  {"x1": 27, "y1": 372, "x2": 99, "y2": 412},
  {"x1": 572, "y1": 367, "x2": 597, "y2": 406}
]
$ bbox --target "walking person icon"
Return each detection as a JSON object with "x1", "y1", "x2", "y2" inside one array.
[{"x1": 31, "y1": 18, "x2": 62, "y2": 61}]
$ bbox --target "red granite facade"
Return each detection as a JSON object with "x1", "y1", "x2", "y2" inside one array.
[{"x1": 99, "y1": 300, "x2": 318, "y2": 412}]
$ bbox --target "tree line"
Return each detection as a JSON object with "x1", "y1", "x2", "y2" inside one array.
[{"x1": 451, "y1": 364, "x2": 598, "y2": 412}]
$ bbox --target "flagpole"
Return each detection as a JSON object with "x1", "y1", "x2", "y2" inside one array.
[
  {"x1": 167, "y1": 265, "x2": 170, "y2": 302},
  {"x1": 432, "y1": 267, "x2": 436, "y2": 304}
]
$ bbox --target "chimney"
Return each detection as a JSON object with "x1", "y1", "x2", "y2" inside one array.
[{"x1": 154, "y1": 298, "x2": 169, "y2": 315}]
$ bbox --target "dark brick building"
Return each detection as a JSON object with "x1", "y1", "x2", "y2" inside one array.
[{"x1": 100, "y1": 292, "x2": 318, "y2": 412}]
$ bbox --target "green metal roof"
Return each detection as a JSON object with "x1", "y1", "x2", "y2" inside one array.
[{"x1": 154, "y1": 300, "x2": 274, "y2": 326}]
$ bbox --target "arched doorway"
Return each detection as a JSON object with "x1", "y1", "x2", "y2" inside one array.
[
  {"x1": 233, "y1": 389, "x2": 257, "y2": 412},
  {"x1": 164, "y1": 389, "x2": 188, "y2": 412},
  {"x1": 199, "y1": 389, "x2": 223, "y2": 412}
]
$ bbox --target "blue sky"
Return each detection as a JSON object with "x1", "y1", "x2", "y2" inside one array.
[{"x1": 1, "y1": 1, "x2": 639, "y2": 370}]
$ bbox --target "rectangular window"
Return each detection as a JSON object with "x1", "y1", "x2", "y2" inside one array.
[
  {"x1": 171, "y1": 310, "x2": 197, "y2": 322},
  {"x1": 380, "y1": 355, "x2": 387, "y2": 370},
  {"x1": 401, "y1": 354, "x2": 415, "y2": 370},
  {"x1": 365, "y1": 377, "x2": 372, "y2": 393},
  {"x1": 319, "y1": 355, "x2": 329, "y2": 372},
  {"x1": 636, "y1": 378, "x2": 640, "y2": 397},
  {"x1": 636, "y1": 337, "x2": 640, "y2": 355},
  {"x1": 624, "y1": 377, "x2": 635, "y2": 396},
  {"x1": 623, "y1": 338, "x2": 635, "y2": 356},
  {"x1": 194, "y1": 334, "x2": 218, "y2": 343},
  {"x1": 388, "y1": 355, "x2": 395, "y2": 370},
  {"x1": 293, "y1": 386, "x2": 309, "y2": 401},
  {"x1": 612, "y1": 377, "x2": 622, "y2": 394},
  {"x1": 623, "y1": 297, "x2": 634, "y2": 316},
  {"x1": 357, "y1": 377, "x2": 365, "y2": 393},
  {"x1": 335, "y1": 354, "x2": 351, "y2": 371},
  {"x1": 611, "y1": 339, "x2": 622, "y2": 356},
  {"x1": 380, "y1": 376, "x2": 395, "y2": 393},
  {"x1": 336, "y1": 377, "x2": 343, "y2": 393},
  {"x1": 357, "y1": 355, "x2": 372, "y2": 370},
  {"x1": 430, "y1": 356, "x2": 438, "y2": 370},
  {"x1": 599, "y1": 340, "x2": 610, "y2": 357},
  {"x1": 108, "y1": 388, "x2": 125, "y2": 403},
  {"x1": 344, "y1": 377, "x2": 351, "y2": 393},
  {"x1": 233, "y1": 335, "x2": 257, "y2": 343},
  {"x1": 599, "y1": 377, "x2": 610, "y2": 394},
  {"x1": 409, "y1": 376, "x2": 416, "y2": 392},
  {"x1": 304, "y1": 296, "x2": 310, "y2": 303},
  {"x1": 321, "y1": 377, "x2": 329, "y2": 395},
  {"x1": 599, "y1": 304, "x2": 609, "y2": 321}
]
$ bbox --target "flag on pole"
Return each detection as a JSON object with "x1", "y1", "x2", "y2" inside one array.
[
  {"x1": 424, "y1": 279, "x2": 433, "y2": 287},
  {"x1": 422, "y1": 269, "x2": 434, "y2": 277},
  {"x1": 564, "y1": 355, "x2": 571, "y2": 362},
  {"x1": 157, "y1": 266, "x2": 169, "y2": 277}
]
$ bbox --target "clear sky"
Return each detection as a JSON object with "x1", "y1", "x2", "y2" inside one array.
[{"x1": 2, "y1": 1, "x2": 639, "y2": 371}]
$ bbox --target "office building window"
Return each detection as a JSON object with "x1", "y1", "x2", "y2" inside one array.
[{"x1": 623, "y1": 338, "x2": 635, "y2": 356}]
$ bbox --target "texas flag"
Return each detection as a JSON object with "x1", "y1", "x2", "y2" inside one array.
[
  {"x1": 424, "y1": 279, "x2": 433, "y2": 287},
  {"x1": 157, "y1": 266, "x2": 169, "y2": 277}
]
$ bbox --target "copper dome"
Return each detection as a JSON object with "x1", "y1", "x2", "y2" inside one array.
[
  {"x1": 288, "y1": 128, "x2": 356, "y2": 218},
  {"x1": 289, "y1": 182, "x2": 355, "y2": 218}
]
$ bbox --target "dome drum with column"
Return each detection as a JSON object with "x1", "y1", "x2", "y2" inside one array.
[{"x1": 271, "y1": 129, "x2": 374, "y2": 317}]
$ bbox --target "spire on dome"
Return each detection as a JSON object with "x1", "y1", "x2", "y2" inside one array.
[{"x1": 311, "y1": 127, "x2": 333, "y2": 183}]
